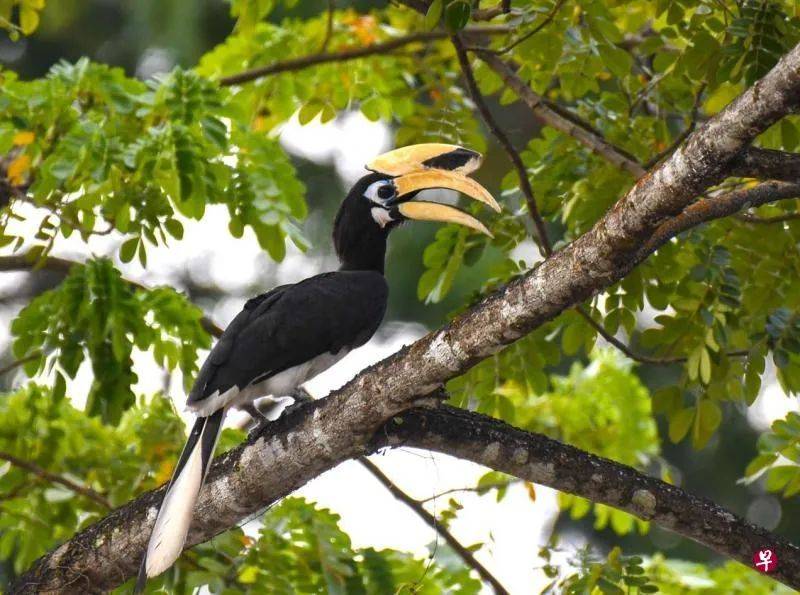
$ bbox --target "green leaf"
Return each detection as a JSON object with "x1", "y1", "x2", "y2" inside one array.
[
  {"x1": 119, "y1": 238, "x2": 138, "y2": 263},
  {"x1": 669, "y1": 408, "x2": 695, "y2": 443},
  {"x1": 445, "y1": 0, "x2": 471, "y2": 32},
  {"x1": 425, "y1": 0, "x2": 444, "y2": 30}
]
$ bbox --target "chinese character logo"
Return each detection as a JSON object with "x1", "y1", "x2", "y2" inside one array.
[{"x1": 753, "y1": 548, "x2": 777, "y2": 573}]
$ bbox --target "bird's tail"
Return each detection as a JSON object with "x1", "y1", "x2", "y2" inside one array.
[{"x1": 135, "y1": 407, "x2": 225, "y2": 593}]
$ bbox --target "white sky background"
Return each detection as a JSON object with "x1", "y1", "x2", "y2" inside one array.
[{"x1": 1, "y1": 111, "x2": 797, "y2": 593}]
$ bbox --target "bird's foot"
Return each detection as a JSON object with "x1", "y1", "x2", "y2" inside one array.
[
  {"x1": 290, "y1": 386, "x2": 315, "y2": 404},
  {"x1": 242, "y1": 403, "x2": 272, "y2": 438}
]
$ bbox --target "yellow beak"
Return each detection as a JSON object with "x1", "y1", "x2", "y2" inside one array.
[
  {"x1": 367, "y1": 143, "x2": 499, "y2": 237},
  {"x1": 397, "y1": 201, "x2": 493, "y2": 237}
]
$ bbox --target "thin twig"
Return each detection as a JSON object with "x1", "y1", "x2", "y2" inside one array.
[
  {"x1": 0, "y1": 352, "x2": 40, "y2": 376},
  {"x1": 644, "y1": 82, "x2": 706, "y2": 169},
  {"x1": 452, "y1": 36, "x2": 552, "y2": 255},
  {"x1": 576, "y1": 306, "x2": 749, "y2": 364},
  {"x1": 417, "y1": 480, "x2": 519, "y2": 503},
  {"x1": 477, "y1": 53, "x2": 646, "y2": 177},
  {"x1": 319, "y1": 0, "x2": 335, "y2": 53},
  {"x1": 218, "y1": 27, "x2": 511, "y2": 86},
  {"x1": 737, "y1": 211, "x2": 800, "y2": 224},
  {"x1": 0, "y1": 450, "x2": 112, "y2": 509},
  {"x1": 481, "y1": 0, "x2": 567, "y2": 55},
  {"x1": 359, "y1": 457, "x2": 511, "y2": 595}
]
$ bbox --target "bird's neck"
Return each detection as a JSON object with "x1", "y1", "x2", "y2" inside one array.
[{"x1": 337, "y1": 233, "x2": 387, "y2": 273}]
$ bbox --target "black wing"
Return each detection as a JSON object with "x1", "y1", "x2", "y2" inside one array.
[{"x1": 187, "y1": 270, "x2": 388, "y2": 406}]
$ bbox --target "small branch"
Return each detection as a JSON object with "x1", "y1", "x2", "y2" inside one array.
[
  {"x1": 639, "y1": 181, "x2": 800, "y2": 260},
  {"x1": 477, "y1": 53, "x2": 646, "y2": 177},
  {"x1": 737, "y1": 211, "x2": 800, "y2": 224},
  {"x1": 0, "y1": 252, "x2": 224, "y2": 338},
  {"x1": 576, "y1": 306, "x2": 747, "y2": 364},
  {"x1": 644, "y1": 82, "x2": 706, "y2": 169},
  {"x1": 730, "y1": 147, "x2": 800, "y2": 183},
  {"x1": 0, "y1": 450, "x2": 111, "y2": 510},
  {"x1": 0, "y1": 352, "x2": 40, "y2": 376},
  {"x1": 319, "y1": 0, "x2": 335, "y2": 53},
  {"x1": 417, "y1": 480, "x2": 519, "y2": 503},
  {"x1": 481, "y1": 0, "x2": 567, "y2": 55},
  {"x1": 452, "y1": 36, "x2": 552, "y2": 255},
  {"x1": 218, "y1": 27, "x2": 510, "y2": 87},
  {"x1": 359, "y1": 458, "x2": 511, "y2": 595},
  {"x1": 473, "y1": 4, "x2": 515, "y2": 21}
]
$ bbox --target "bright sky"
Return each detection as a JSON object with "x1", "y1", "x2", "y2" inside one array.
[{"x1": 2, "y1": 111, "x2": 796, "y2": 594}]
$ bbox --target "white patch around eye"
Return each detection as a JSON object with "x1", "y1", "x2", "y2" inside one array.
[
  {"x1": 371, "y1": 207, "x2": 394, "y2": 228},
  {"x1": 364, "y1": 180, "x2": 396, "y2": 205}
]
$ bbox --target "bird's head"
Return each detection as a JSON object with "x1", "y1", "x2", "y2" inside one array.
[{"x1": 334, "y1": 143, "x2": 499, "y2": 271}]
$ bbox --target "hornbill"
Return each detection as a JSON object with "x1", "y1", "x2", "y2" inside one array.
[{"x1": 136, "y1": 143, "x2": 499, "y2": 590}]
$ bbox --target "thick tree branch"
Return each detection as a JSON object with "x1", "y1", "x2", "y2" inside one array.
[
  {"x1": 217, "y1": 27, "x2": 510, "y2": 86},
  {"x1": 14, "y1": 403, "x2": 800, "y2": 592},
  {"x1": 358, "y1": 458, "x2": 510, "y2": 595},
  {"x1": 12, "y1": 33, "x2": 800, "y2": 595},
  {"x1": 730, "y1": 147, "x2": 800, "y2": 182},
  {"x1": 0, "y1": 451, "x2": 111, "y2": 510},
  {"x1": 382, "y1": 406, "x2": 800, "y2": 588}
]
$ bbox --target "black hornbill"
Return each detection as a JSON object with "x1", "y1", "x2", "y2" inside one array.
[{"x1": 136, "y1": 143, "x2": 499, "y2": 589}]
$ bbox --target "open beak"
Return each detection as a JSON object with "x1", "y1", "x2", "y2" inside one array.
[{"x1": 366, "y1": 143, "x2": 500, "y2": 237}]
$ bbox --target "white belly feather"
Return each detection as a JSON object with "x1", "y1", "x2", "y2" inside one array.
[{"x1": 187, "y1": 350, "x2": 348, "y2": 417}]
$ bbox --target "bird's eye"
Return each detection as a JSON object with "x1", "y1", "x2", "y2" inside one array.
[
  {"x1": 365, "y1": 180, "x2": 397, "y2": 204},
  {"x1": 377, "y1": 184, "x2": 395, "y2": 199}
]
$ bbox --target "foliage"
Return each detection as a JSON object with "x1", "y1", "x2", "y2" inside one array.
[
  {"x1": 11, "y1": 258, "x2": 210, "y2": 424},
  {"x1": 0, "y1": 0, "x2": 45, "y2": 38},
  {"x1": 0, "y1": 59, "x2": 306, "y2": 263},
  {"x1": 131, "y1": 497, "x2": 481, "y2": 594},
  {"x1": 451, "y1": 349, "x2": 659, "y2": 535},
  {"x1": 0, "y1": 385, "x2": 186, "y2": 573},
  {"x1": 539, "y1": 543, "x2": 793, "y2": 594},
  {"x1": 746, "y1": 411, "x2": 800, "y2": 498}
]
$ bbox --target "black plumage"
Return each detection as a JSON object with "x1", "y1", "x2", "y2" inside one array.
[{"x1": 187, "y1": 271, "x2": 388, "y2": 410}]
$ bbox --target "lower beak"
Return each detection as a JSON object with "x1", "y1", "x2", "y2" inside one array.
[{"x1": 397, "y1": 201, "x2": 493, "y2": 237}]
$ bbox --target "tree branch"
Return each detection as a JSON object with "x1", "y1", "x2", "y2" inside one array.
[
  {"x1": 12, "y1": 31, "x2": 800, "y2": 595},
  {"x1": 638, "y1": 181, "x2": 800, "y2": 261},
  {"x1": 644, "y1": 82, "x2": 706, "y2": 169},
  {"x1": 477, "y1": 52, "x2": 646, "y2": 177},
  {"x1": 479, "y1": 0, "x2": 566, "y2": 55},
  {"x1": 0, "y1": 450, "x2": 111, "y2": 510},
  {"x1": 738, "y1": 211, "x2": 800, "y2": 224},
  {"x1": 381, "y1": 406, "x2": 800, "y2": 589},
  {"x1": 730, "y1": 147, "x2": 800, "y2": 183},
  {"x1": 358, "y1": 458, "x2": 511, "y2": 595},
  {"x1": 13, "y1": 403, "x2": 800, "y2": 592},
  {"x1": 451, "y1": 36, "x2": 552, "y2": 255},
  {"x1": 217, "y1": 27, "x2": 510, "y2": 87}
]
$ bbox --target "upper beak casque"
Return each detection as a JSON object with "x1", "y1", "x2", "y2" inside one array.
[{"x1": 366, "y1": 143, "x2": 500, "y2": 237}]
